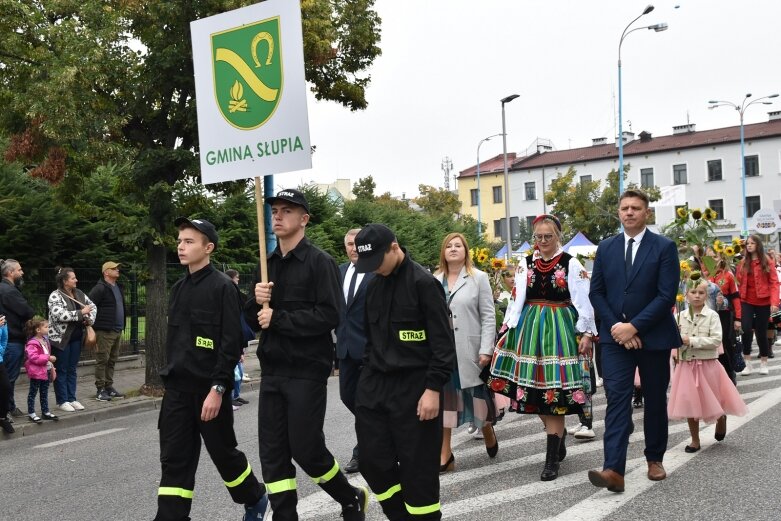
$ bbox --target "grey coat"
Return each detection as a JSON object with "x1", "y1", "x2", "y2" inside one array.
[{"x1": 436, "y1": 267, "x2": 496, "y2": 388}]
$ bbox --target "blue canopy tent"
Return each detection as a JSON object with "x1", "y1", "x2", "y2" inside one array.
[
  {"x1": 514, "y1": 241, "x2": 531, "y2": 255},
  {"x1": 563, "y1": 231, "x2": 597, "y2": 256},
  {"x1": 495, "y1": 244, "x2": 508, "y2": 258}
]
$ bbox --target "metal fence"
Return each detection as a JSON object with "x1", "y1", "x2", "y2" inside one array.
[{"x1": 19, "y1": 263, "x2": 260, "y2": 361}]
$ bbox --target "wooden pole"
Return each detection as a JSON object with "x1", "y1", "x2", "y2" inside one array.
[{"x1": 254, "y1": 176, "x2": 270, "y2": 309}]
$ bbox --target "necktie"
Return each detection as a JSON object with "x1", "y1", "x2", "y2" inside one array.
[
  {"x1": 625, "y1": 238, "x2": 635, "y2": 276},
  {"x1": 346, "y1": 268, "x2": 358, "y2": 307}
]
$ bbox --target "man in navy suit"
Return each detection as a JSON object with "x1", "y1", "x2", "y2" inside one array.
[
  {"x1": 588, "y1": 189, "x2": 682, "y2": 492},
  {"x1": 336, "y1": 228, "x2": 374, "y2": 474}
]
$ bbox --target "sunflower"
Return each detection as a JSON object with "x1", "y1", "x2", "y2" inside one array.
[
  {"x1": 724, "y1": 245, "x2": 735, "y2": 257},
  {"x1": 691, "y1": 208, "x2": 703, "y2": 220},
  {"x1": 676, "y1": 293, "x2": 685, "y2": 303},
  {"x1": 702, "y1": 208, "x2": 716, "y2": 221},
  {"x1": 491, "y1": 258, "x2": 507, "y2": 270},
  {"x1": 732, "y1": 244, "x2": 741, "y2": 254},
  {"x1": 689, "y1": 270, "x2": 702, "y2": 281},
  {"x1": 732, "y1": 237, "x2": 742, "y2": 245},
  {"x1": 476, "y1": 251, "x2": 489, "y2": 264},
  {"x1": 680, "y1": 260, "x2": 691, "y2": 272},
  {"x1": 713, "y1": 240, "x2": 724, "y2": 253},
  {"x1": 676, "y1": 207, "x2": 688, "y2": 219}
]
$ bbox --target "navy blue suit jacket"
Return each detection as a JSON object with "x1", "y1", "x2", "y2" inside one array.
[
  {"x1": 589, "y1": 229, "x2": 682, "y2": 350},
  {"x1": 336, "y1": 263, "x2": 374, "y2": 360}
]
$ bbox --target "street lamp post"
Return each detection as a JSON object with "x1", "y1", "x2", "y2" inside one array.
[
  {"x1": 475, "y1": 133, "x2": 502, "y2": 236},
  {"x1": 501, "y1": 94, "x2": 520, "y2": 259},
  {"x1": 617, "y1": 5, "x2": 668, "y2": 201},
  {"x1": 709, "y1": 93, "x2": 779, "y2": 237}
]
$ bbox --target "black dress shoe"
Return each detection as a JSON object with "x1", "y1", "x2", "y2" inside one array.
[
  {"x1": 684, "y1": 445, "x2": 700, "y2": 453},
  {"x1": 485, "y1": 425, "x2": 498, "y2": 458},
  {"x1": 439, "y1": 453, "x2": 454, "y2": 473},
  {"x1": 344, "y1": 458, "x2": 360, "y2": 474},
  {"x1": 235, "y1": 397, "x2": 249, "y2": 404}
]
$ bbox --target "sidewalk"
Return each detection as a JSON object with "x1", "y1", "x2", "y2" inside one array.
[{"x1": 5, "y1": 347, "x2": 263, "y2": 438}]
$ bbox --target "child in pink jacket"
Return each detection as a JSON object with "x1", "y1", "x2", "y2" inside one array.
[{"x1": 24, "y1": 317, "x2": 58, "y2": 423}]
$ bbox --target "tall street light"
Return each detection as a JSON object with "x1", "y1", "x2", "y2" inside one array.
[
  {"x1": 475, "y1": 133, "x2": 502, "y2": 236},
  {"x1": 617, "y1": 5, "x2": 668, "y2": 201},
  {"x1": 501, "y1": 94, "x2": 520, "y2": 259},
  {"x1": 709, "y1": 93, "x2": 779, "y2": 237}
]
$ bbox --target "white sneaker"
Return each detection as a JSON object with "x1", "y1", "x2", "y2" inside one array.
[
  {"x1": 242, "y1": 374, "x2": 251, "y2": 382},
  {"x1": 232, "y1": 405, "x2": 240, "y2": 411},
  {"x1": 70, "y1": 401, "x2": 85, "y2": 411},
  {"x1": 759, "y1": 363, "x2": 769, "y2": 375},
  {"x1": 595, "y1": 377, "x2": 603, "y2": 388},
  {"x1": 59, "y1": 402, "x2": 75, "y2": 412},
  {"x1": 472, "y1": 427, "x2": 484, "y2": 439},
  {"x1": 466, "y1": 422, "x2": 478, "y2": 435},
  {"x1": 740, "y1": 363, "x2": 753, "y2": 376},
  {"x1": 568, "y1": 423, "x2": 583, "y2": 435},
  {"x1": 574, "y1": 425, "x2": 596, "y2": 439}
]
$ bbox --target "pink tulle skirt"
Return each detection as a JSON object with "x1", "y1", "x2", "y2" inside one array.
[{"x1": 668, "y1": 359, "x2": 748, "y2": 423}]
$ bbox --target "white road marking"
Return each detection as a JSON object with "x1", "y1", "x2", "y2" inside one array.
[
  {"x1": 34, "y1": 428, "x2": 126, "y2": 449},
  {"x1": 543, "y1": 384, "x2": 781, "y2": 521}
]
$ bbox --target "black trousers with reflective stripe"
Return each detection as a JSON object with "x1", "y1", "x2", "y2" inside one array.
[
  {"x1": 155, "y1": 388, "x2": 264, "y2": 521},
  {"x1": 258, "y1": 375, "x2": 356, "y2": 520},
  {"x1": 356, "y1": 368, "x2": 442, "y2": 520}
]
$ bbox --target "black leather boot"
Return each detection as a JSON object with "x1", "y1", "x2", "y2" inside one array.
[
  {"x1": 559, "y1": 428, "x2": 567, "y2": 462},
  {"x1": 541, "y1": 433, "x2": 561, "y2": 481}
]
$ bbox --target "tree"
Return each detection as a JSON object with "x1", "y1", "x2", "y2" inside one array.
[
  {"x1": 351, "y1": 175, "x2": 376, "y2": 201},
  {"x1": 545, "y1": 166, "x2": 660, "y2": 242},
  {"x1": 414, "y1": 184, "x2": 461, "y2": 217},
  {"x1": 0, "y1": 0, "x2": 382, "y2": 389}
]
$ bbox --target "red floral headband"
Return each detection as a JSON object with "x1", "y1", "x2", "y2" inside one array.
[{"x1": 532, "y1": 214, "x2": 562, "y2": 231}]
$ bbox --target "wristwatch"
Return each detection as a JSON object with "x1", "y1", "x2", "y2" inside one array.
[{"x1": 211, "y1": 384, "x2": 226, "y2": 395}]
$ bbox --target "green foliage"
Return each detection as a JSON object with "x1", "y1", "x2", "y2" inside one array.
[
  {"x1": 351, "y1": 175, "x2": 376, "y2": 201},
  {"x1": 414, "y1": 184, "x2": 462, "y2": 217},
  {"x1": 544, "y1": 166, "x2": 661, "y2": 242}
]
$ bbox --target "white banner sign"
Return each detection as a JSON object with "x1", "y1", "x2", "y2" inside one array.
[
  {"x1": 751, "y1": 207, "x2": 781, "y2": 234},
  {"x1": 191, "y1": 0, "x2": 311, "y2": 184}
]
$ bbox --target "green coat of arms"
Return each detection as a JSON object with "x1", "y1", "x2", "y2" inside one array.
[{"x1": 211, "y1": 17, "x2": 283, "y2": 130}]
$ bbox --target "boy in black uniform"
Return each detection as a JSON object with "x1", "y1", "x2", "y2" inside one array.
[
  {"x1": 353, "y1": 224, "x2": 455, "y2": 521},
  {"x1": 155, "y1": 217, "x2": 268, "y2": 521},
  {"x1": 244, "y1": 189, "x2": 367, "y2": 521}
]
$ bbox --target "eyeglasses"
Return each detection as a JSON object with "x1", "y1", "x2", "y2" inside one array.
[{"x1": 533, "y1": 233, "x2": 555, "y2": 242}]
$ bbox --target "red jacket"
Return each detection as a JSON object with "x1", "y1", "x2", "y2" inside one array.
[
  {"x1": 736, "y1": 258, "x2": 780, "y2": 307},
  {"x1": 710, "y1": 270, "x2": 741, "y2": 319}
]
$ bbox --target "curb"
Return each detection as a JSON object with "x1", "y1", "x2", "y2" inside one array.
[{"x1": 5, "y1": 396, "x2": 163, "y2": 438}]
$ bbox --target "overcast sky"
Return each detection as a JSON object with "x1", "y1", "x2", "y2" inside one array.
[{"x1": 281, "y1": 0, "x2": 781, "y2": 198}]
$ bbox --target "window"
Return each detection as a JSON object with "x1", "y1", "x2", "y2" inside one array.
[
  {"x1": 744, "y1": 155, "x2": 759, "y2": 177},
  {"x1": 746, "y1": 195, "x2": 761, "y2": 217},
  {"x1": 707, "y1": 159, "x2": 722, "y2": 181},
  {"x1": 580, "y1": 175, "x2": 592, "y2": 184},
  {"x1": 510, "y1": 217, "x2": 520, "y2": 241},
  {"x1": 470, "y1": 188, "x2": 478, "y2": 206},
  {"x1": 708, "y1": 199, "x2": 724, "y2": 220},
  {"x1": 525, "y1": 181, "x2": 536, "y2": 200},
  {"x1": 494, "y1": 219, "x2": 503, "y2": 240},
  {"x1": 673, "y1": 164, "x2": 687, "y2": 185},
  {"x1": 640, "y1": 168, "x2": 654, "y2": 189},
  {"x1": 492, "y1": 186, "x2": 503, "y2": 203}
]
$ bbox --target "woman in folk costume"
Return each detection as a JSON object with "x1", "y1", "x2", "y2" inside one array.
[{"x1": 487, "y1": 214, "x2": 596, "y2": 481}]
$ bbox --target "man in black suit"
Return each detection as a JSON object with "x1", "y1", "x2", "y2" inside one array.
[
  {"x1": 336, "y1": 228, "x2": 374, "y2": 474},
  {"x1": 588, "y1": 189, "x2": 682, "y2": 492}
]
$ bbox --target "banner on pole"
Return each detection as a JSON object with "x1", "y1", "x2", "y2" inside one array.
[{"x1": 191, "y1": 0, "x2": 311, "y2": 184}]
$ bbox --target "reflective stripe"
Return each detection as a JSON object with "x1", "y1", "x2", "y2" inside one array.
[
  {"x1": 375, "y1": 484, "x2": 401, "y2": 502},
  {"x1": 266, "y1": 478, "x2": 297, "y2": 494},
  {"x1": 311, "y1": 459, "x2": 340, "y2": 484},
  {"x1": 224, "y1": 462, "x2": 252, "y2": 488},
  {"x1": 406, "y1": 502, "x2": 441, "y2": 516},
  {"x1": 158, "y1": 487, "x2": 194, "y2": 499}
]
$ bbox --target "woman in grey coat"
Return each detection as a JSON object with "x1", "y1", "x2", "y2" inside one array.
[{"x1": 434, "y1": 233, "x2": 498, "y2": 472}]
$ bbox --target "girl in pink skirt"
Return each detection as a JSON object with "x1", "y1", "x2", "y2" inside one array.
[{"x1": 669, "y1": 280, "x2": 748, "y2": 452}]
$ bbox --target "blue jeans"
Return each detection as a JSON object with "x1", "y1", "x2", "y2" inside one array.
[
  {"x1": 3, "y1": 341, "x2": 24, "y2": 411},
  {"x1": 233, "y1": 363, "x2": 243, "y2": 399},
  {"x1": 53, "y1": 339, "x2": 81, "y2": 404}
]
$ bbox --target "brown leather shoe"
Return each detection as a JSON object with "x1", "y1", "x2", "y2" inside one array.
[
  {"x1": 647, "y1": 461, "x2": 667, "y2": 481},
  {"x1": 588, "y1": 469, "x2": 625, "y2": 492}
]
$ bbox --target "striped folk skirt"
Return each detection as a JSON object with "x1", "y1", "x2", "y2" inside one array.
[{"x1": 488, "y1": 301, "x2": 590, "y2": 416}]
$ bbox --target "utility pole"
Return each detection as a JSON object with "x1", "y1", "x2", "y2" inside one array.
[{"x1": 441, "y1": 156, "x2": 453, "y2": 190}]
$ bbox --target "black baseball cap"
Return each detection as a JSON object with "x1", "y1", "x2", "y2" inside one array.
[
  {"x1": 174, "y1": 217, "x2": 219, "y2": 247},
  {"x1": 354, "y1": 224, "x2": 396, "y2": 273},
  {"x1": 265, "y1": 188, "x2": 310, "y2": 214}
]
